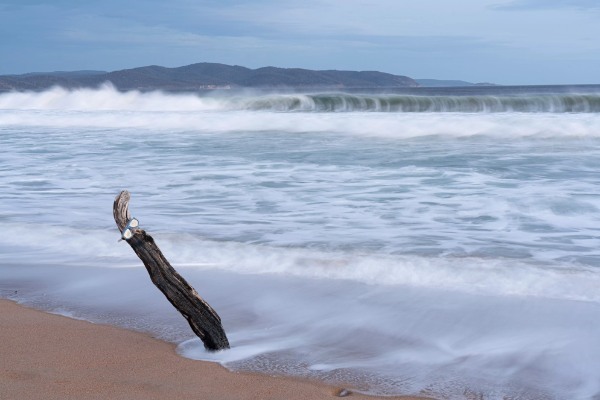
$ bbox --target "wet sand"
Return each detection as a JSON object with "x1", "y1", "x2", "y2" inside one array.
[{"x1": 0, "y1": 299, "x2": 431, "y2": 400}]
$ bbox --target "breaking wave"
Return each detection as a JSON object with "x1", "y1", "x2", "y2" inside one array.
[
  {"x1": 239, "y1": 93, "x2": 600, "y2": 113},
  {"x1": 1, "y1": 84, "x2": 600, "y2": 113}
]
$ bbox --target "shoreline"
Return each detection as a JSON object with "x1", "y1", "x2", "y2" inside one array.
[{"x1": 0, "y1": 299, "x2": 431, "y2": 400}]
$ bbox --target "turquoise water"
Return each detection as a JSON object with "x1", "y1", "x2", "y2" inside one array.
[{"x1": 1, "y1": 86, "x2": 600, "y2": 399}]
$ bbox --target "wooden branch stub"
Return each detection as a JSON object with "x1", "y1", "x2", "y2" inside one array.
[{"x1": 113, "y1": 190, "x2": 229, "y2": 351}]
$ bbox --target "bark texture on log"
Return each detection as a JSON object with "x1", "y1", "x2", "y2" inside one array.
[{"x1": 113, "y1": 190, "x2": 229, "y2": 351}]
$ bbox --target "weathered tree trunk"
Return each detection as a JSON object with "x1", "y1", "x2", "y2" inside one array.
[{"x1": 113, "y1": 190, "x2": 229, "y2": 351}]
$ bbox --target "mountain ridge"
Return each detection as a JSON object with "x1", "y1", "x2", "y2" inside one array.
[{"x1": 0, "y1": 62, "x2": 419, "y2": 92}]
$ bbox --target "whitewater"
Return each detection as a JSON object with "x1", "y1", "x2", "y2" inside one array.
[{"x1": 1, "y1": 85, "x2": 600, "y2": 399}]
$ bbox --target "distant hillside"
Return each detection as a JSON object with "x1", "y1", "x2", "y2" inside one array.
[
  {"x1": 416, "y1": 79, "x2": 497, "y2": 87},
  {"x1": 0, "y1": 63, "x2": 418, "y2": 91}
]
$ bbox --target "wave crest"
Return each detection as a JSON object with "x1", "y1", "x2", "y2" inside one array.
[
  {"x1": 240, "y1": 93, "x2": 600, "y2": 113},
  {"x1": 2, "y1": 85, "x2": 600, "y2": 113}
]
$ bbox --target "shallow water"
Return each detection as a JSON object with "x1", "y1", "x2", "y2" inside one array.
[{"x1": 1, "y1": 86, "x2": 600, "y2": 399}]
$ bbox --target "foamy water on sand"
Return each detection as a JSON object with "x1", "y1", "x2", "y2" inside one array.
[{"x1": 1, "y1": 86, "x2": 600, "y2": 399}]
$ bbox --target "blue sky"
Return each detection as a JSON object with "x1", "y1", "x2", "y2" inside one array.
[{"x1": 1, "y1": 0, "x2": 599, "y2": 84}]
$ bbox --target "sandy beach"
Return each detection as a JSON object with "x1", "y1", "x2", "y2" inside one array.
[{"x1": 0, "y1": 299, "x2": 430, "y2": 400}]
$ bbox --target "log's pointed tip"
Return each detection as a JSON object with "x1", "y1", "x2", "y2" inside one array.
[
  {"x1": 115, "y1": 190, "x2": 131, "y2": 202},
  {"x1": 114, "y1": 190, "x2": 132, "y2": 230}
]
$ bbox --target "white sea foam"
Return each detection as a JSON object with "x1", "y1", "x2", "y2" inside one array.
[
  {"x1": 2, "y1": 108, "x2": 600, "y2": 142},
  {"x1": 1, "y1": 222, "x2": 599, "y2": 306},
  {"x1": 1, "y1": 86, "x2": 600, "y2": 139},
  {"x1": 0, "y1": 84, "x2": 224, "y2": 111}
]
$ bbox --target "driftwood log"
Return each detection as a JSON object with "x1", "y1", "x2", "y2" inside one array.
[{"x1": 113, "y1": 190, "x2": 229, "y2": 351}]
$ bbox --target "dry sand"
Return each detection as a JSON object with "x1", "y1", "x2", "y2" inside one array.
[{"x1": 0, "y1": 299, "x2": 431, "y2": 400}]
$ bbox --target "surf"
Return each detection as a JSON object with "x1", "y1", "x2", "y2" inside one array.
[
  {"x1": 2, "y1": 84, "x2": 600, "y2": 113},
  {"x1": 2, "y1": 85, "x2": 600, "y2": 399}
]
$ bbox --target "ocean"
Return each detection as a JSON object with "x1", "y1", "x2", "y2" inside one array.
[{"x1": 1, "y1": 84, "x2": 600, "y2": 399}]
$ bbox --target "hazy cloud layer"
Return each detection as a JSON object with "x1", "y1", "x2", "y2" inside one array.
[
  {"x1": 1, "y1": 0, "x2": 599, "y2": 84},
  {"x1": 496, "y1": 0, "x2": 600, "y2": 10}
]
